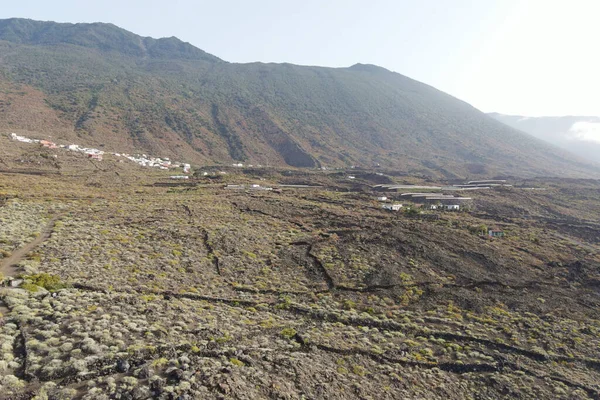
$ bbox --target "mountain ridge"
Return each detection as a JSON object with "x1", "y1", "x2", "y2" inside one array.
[
  {"x1": 0, "y1": 18, "x2": 222, "y2": 62},
  {"x1": 0, "y1": 18, "x2": 599, "y2": 178}
]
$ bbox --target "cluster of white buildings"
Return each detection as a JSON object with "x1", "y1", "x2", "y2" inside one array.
[
  {"x1": 9, "y1": 133, "x2": 191, "y2": 173},
  {"x1": 377, "y1": 192, "x2": 467, "y2": 212},
  {"x1": 232, "y1": 163, "x2": 263, "y2": 168},
  {"x1": 398, "y1": 193, "x2": 469, "y2": 211},
  {"x1": 118, "y1": 153, "x2": 180, "y2": 170},
  {"x1": 428, "y1": 204, "x2": 461, "y2": 211},
  {"x1": 65, "y1": 143, "x2": 105, "y2": 160},
  {"x1": 377, "y1": 196, "x2": 403, "y2": 211},
  {"x1": 11, "y1": 134, "x2": 105, "y2": 160},
  {"x1": 10, "y1": 133, "x2": 39, "y2": 144},
  {"x1": 225, "y1": 184, "x2": 273, "y2": 191}
]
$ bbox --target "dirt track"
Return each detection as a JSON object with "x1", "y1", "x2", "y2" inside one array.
[
  {"x1": 0, "y1": 215, "x2": 61, "y2": 317},
  {"x1": 0, "y1": 215, "x2": 62, "y2": 278}
]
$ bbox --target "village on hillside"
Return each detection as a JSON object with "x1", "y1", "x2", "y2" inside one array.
[
  {"x1": 10, "y1": 133, "x2": 191, "y2": 175},
  {"x1": 7, "y1": 131, "x2": 518, "y2": 242}
]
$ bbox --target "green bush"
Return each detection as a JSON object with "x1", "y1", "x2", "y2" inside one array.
[
  {"x1": 404, "y1": 207, "x2": 419, "y2": 216},
  {"x1": 21, "y1": 273, "x2": 66, "y2": 292},
  {"x1": 281, "y1": 327, "x2": 297, "y2": 338},
  {"x1": 20, "y1": 282, "x2": 40, "y2": 292},
  {"x1": 229, "y1": 358, "x2": 244, "y2": 367}
]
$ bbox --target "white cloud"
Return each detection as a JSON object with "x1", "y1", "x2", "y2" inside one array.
[{"x1": 568, "y1": 121, "x2": 600, "y2": 144}]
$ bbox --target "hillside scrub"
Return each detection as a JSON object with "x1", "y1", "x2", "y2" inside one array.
[{"x1": 0, "y1": 169, "x2": 600, "y2": 398}]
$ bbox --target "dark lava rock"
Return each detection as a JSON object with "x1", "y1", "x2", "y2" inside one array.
[
  {"x1": 116, "y1": 392, "x2": 133, "y2": 400},
  {"x1": 116, "y1": 359, "x2": 130, "y2": 373},
  {"x1": 206, "y1": 341, "x2": 218, "y2": 350},
  {"x1": 135, "y1": 365, "x2": 152, "y2": 379},
  {"x1": 167, "y1": 368, "x2": 185, "y2": 384},
  {"x1": 150, "y1": 377, "x2": 165, "y2": 393}
]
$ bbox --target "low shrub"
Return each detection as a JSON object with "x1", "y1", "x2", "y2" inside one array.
[{"x1": 21, "y1": 273, "x2": 67, "y2": 292}]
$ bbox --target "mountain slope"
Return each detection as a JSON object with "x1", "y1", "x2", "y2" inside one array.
[
  {"x1": 0, "y1": 18, "x2": 221, "y2": 61},
  {"x1": 0, "y1": 18, "x2": 598, "y2": 178},
  {"x1": 489, "y1": 113, "x2": 600, "y2": 165}
]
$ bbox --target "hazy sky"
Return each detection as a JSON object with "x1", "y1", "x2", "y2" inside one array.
[{"x1": 2, "y1": 0, "x2": 599, "y2": 116}]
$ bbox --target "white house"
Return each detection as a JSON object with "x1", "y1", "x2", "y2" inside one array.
[
  {"x1": 382, "y1": 204, "x2": 403, "y2": 211},
  {"x1": 377, "y1": 196, "x2": 388, "y2": 201},
  {"x1": 444, "y1": 204, "x2": 460, "y2": 211}
]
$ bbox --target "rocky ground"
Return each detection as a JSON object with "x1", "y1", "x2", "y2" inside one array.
[{"x1": 1, "y1": 155, "x2": 600, "y2": 399}]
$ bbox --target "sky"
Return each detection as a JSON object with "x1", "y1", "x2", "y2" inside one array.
[{"x1": 2, "y1": 0, "x2": 599, "y2": 117}]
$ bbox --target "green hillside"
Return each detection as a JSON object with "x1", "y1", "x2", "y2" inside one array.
[{"x1": 0, "y1": 18, "x2": 598, "y2": 178}]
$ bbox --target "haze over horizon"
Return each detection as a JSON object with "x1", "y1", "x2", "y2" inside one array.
[{"x1": 2, "y1": 0, "x2": 599, "y2": 117}]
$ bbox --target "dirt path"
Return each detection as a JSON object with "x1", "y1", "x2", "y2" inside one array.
[
  {"x1": 0, "y1": 215, "x2": 62, "y2": 278},
  {"x1": 1, "y1": 215, "x2": 63, "y2": 316}
]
